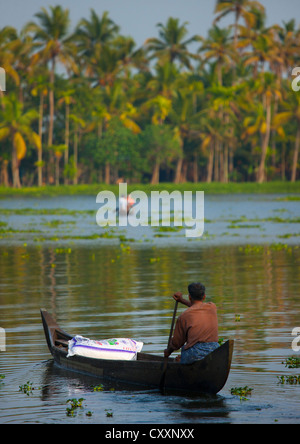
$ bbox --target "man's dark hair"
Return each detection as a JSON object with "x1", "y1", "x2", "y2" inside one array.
[{"x1": 188, "y1": 282, "x2": 206, "y2": 300}]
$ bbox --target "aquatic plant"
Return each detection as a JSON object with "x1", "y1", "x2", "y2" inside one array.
[
  {"x1": 92, "y1": 384, "x2": 104, "y2": 391},
  {"x1": 66, "y1": 398, "x2": 85, "y2": 416},
  {"x1": 19, "y1": 381, "x2": 37, "y2": 396},
  {"x1": 230, "y1": 386, "x2": 253, "y2": 401},
  {"x1": 277, "y1": 375, "x2": 300, "y2": 385},
  {"x1": 282, "y1": 356, "x2": 300, "y2": 369},
  {"x1": 149, "y1": 257, "x2": 160, "y2": 263}
]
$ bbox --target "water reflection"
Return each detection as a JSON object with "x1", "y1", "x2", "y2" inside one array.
[{"x1": 1, "y1": 194, "x2": 300, "y2": 423}]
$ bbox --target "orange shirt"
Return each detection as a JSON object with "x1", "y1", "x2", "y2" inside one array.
[{"x1": 170, "y1": 302, "x2": 218, "y2": 350}]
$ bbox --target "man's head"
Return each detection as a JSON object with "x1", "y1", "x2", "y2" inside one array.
[{"x1": 188, "y1": 282, "x2": 206, "y2": 301}]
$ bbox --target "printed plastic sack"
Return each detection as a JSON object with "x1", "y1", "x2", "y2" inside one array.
[{"x1": 67, "y1": 335, "x2": 143, "y2": 361}]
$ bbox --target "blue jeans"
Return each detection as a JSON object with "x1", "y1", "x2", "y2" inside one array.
[{"x1": 181, "y1": 342, "x2": 219, "y2": 364}]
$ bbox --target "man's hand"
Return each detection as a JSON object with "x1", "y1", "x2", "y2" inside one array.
[
  {"x1": 173, "y1": 292, "x2": 183, "y2": 303},
  {"x1": 164, "y1": 348, "x2": 171, "y2": 358},
  {"x1": 173, "y1": 292, "x2": 191, "y2": 307}
]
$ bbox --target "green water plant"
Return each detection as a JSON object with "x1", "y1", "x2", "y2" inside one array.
[
  {"x1": 277, "y1": 375, "x2": 300, "y2": 385},
  {"x1": 92, "y1": 384, "x2": 104, "y2": 391},
  {"x1": 282, "y1": 356, "x2": 300, "y2": 369},
  {"x1": 66, "y1": 398, "x2": 85, "y2": 416},
  {"x1": 19, "y1": 381, "x2": 37, "y2": 396},
  {"x1": 230, "y1": 386, "x2": 253, "y2": 401}
]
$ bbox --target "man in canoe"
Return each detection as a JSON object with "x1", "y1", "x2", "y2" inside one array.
[{"x1": 164, "y1": 282, "x2": 219, "y2": 364}]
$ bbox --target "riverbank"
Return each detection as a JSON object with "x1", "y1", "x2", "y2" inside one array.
[{"x1": 1, "y1": 181, "x2": 300, "y2": 197}]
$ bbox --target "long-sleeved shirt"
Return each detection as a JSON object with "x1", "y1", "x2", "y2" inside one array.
[{"x1": 170, "y1": 302, "x2": 218, "y2": 351}]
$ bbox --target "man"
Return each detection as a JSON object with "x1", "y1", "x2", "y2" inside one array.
[{"x1": 164, "y1": 283, "x2": 219, "y2": 364}]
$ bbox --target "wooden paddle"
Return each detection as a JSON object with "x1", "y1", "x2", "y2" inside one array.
[{"x1": 159, "y1": 300, "x2": 178, "y2": 393}]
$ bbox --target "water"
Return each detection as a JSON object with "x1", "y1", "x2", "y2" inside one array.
[{"x1": 0, "y1": 193, "x2": 300, "y2": 424}]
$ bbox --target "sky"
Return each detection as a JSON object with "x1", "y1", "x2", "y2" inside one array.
[{"x1": 0, "y1": 0, "x2": 299, "y2": 48}]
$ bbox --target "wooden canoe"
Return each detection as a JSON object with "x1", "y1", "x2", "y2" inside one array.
[{"x1": 40, "y1": 309, "x2": 234, "y2": 395}]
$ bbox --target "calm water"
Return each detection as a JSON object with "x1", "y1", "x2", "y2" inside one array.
[{"x1": 0, "y1": 193, "x2": 300, "y2": 424}]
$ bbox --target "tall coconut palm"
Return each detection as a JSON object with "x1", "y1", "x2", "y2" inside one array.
[
  {"x1": 144, "y1": 17, "x2": 199, "y2": 69},
  {"x1": 0, "y1": 26, "x2": 20, "y2": 98},
  {"x1": 29, "y1": 69, "x2": 49, "y2": 186},
  {"x1": 24, "y1": 6, "x2": 75, "y2": 150},
  {"x1": 57, "y1": 86, "x2": 75, "y2": 184},
  {"x1": 0, "y1": 94, "x2": 40, "y2": 188},
  {"x1": 74, "y1": 9, "x2": 119, "y2": 78},
  {"x1": 214, "y1": 0, "x2": 265, "y2": 49},
  {"x1": 274, "y1": 93, "x2": 300, "y2": 182},
  {"x1": 75, "y1": 10, "x2": 119, "y2": 54},
  {"x1": 242, "y1": 74, "x2": 281, "y2": 182},
  {"x1": 198, "y1": 26, "x2": 237, "y2": 86}
]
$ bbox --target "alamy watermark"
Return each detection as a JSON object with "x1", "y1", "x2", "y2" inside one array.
[
  {"x1": 0, "y1": 67, "x2": 6, "y2": 92},
  {"x1": 291, "y1": 327, "x2": 300, "y2": 352},
  {"x1": 291, "y1": 67, "x2": 300, "y2": 92},
  {"x1": 0, "y1": 328, "x2": 5, "y2": 352},
  {"x1": 96, "y1": 183, "x2": 204, "y2": 238}
]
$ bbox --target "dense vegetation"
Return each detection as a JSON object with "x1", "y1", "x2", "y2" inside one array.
[{"x1": 0, "y1": 0, "x2": 300, "y2": 188}]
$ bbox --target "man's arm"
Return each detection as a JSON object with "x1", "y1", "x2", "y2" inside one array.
[
  {"x1": 164, "y1": 312, "x2": 186, "y2": 358},
  {"x1": 173, "y1": 292, "x2": 191, "y2": 307}
]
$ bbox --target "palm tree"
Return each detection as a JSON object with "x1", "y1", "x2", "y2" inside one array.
[
  {"x1": 144, "y1": 17, "x2": 199, "y2": 69},
  {"x1": 24, "y1": 6, "x2": 75, "y2": 151},
  {"x1": 274, "y1": 92, "x2": 300, "y2": 182},
  {"x1": 57, "y1": 86, "x2": 75, "y2": 184},
  {"x1": 75, "y1": 10, "x2": 119, "y2": 55},
  {"x1": 243, "y1": 31, "x2": 281, "y2": 77},
  {"x1": 214, "y1": 0, "x2": 265, "y2": 49},
  {"x1": 74, "y1": 9, "x2": 119, "y2": 78},
  {"x1": 29, "y1": 69, "x2": 49, "y2": 186},
  {"x1": 0, "y1": 27, "x2": 20, "y2": 98},
  {"x1": 256, "y1": 73, "x2": 281, "y2": 183},
  {"x1": 169, "y1": 74, "x2": 204, "y2": 182},
  {"x1": 198, "y1": 26, "x2": 237, "y2": 85},
  {"x1": 48, "y1": 144, "x2": 67, "y2": 186},
  {"x1": 209, "y1": 84, "x2": 241, "y2": 181},
  {"x1": 198, "y1": 110, "x2": 224, "y2": 183},
  {"x1": 0, "y1": 95, "x2": 40, "y2": 187},
  {"x1": 242, "y1": 74, "x2": 281, "y2": 182}
]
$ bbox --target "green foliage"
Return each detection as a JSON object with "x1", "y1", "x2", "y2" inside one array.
[
  {"x1": 230, "y1": 386, "x2": 253, "y2": 401},
  {"x1": 1, "y1": 3, "x2": 300, "y2": 187},
  {"x1": 282, "y1": 356, "x2": 300, "y2": 369},
  {"x1": 19, "y1": 381, "x2": 40, "y2": 396}
]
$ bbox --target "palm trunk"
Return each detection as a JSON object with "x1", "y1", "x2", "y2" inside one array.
[
  {"x1": 257, "y1": 96, "x2": 272, "y2": 183},
  {"x1": 48, "y1": 58, "x2": 55, "y2": 184},
  {"x1": 206, "y1": 143, "x2": 214, "y2": 183},
  {"x1": 105, "y1": 162, "x2": 110, "y2": 185},
  {"x1": 55, "y1": 155, "x2": 60, "y2": 186},
  {"x1": 37, "y1": 92, "x2": 44, "y2": 187},
  {"x1": 64, "y1": 102, "x2": 70, "y2": 185},
  {"x1": 234, "y1": 10, "x2": 239, "y2": 50},
  {"x1": 214, "y1": 141, "x2": 219, "y2": 182},
  {"x1": 151, "y1": 160, "x2": 160, "y2": 184},
  {"x1": 223, "y1": 144, "x2": 228, "y2": 183},
  {"x1": 291, "y1": 126, "x2": 300, "y2": 182},
  {"x1": 174, "y1": 158, "x2": 183, "y2": 183},
  {"x1": 281, "y1": 142, "x2": 286, "y2": 181},
  {"x1": 181, "y1": 161, "x2": 188, "y2": 182},
  {"x1": 12, "y1": 142, "x2": 21, "y2": 188},
  {"x1": 73, "y1": 129, "x2": 78, "y2": 185},
  {"x1": 193, "y1": 153, "x2": 198, "y2": 182},
  {"x1": 1, "y1": 159, "x2": 9, "y2": 186},
  {"x1": 219, "y1": 145, "x2": 224, "y2": 182}
]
